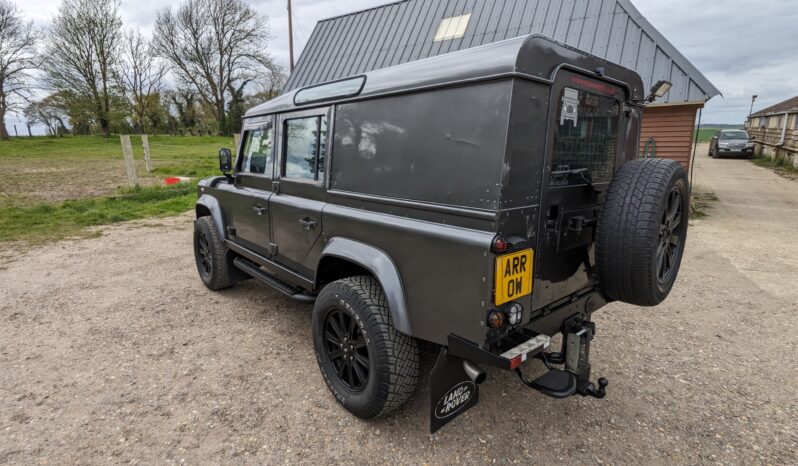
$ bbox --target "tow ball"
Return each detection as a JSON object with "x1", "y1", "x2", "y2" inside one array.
[{"x1": 515, "y1": 320, "x2": 609, "y2": 400}]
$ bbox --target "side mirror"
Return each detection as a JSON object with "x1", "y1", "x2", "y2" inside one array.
[{"x1": 219, "y1": 148, "x2": 233, "y2": 173}]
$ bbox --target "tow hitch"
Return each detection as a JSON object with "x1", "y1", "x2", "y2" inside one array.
[
  {"x1": 429, "y1": 319, "x2": 607, "y2": 433},
  {"x1": 515, "y1": 319, "x2": 608, "y2": 400}
]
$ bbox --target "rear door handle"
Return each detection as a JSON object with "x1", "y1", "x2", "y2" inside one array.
[
  {"x1": 298, "y1": 217, "x2": 316, "y2": 230},
  {"x1": 253, "y1": 205, "x2": 267, "y2": 216}
]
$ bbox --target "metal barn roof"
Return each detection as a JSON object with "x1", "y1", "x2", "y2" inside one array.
[
  {"x1": 284, "y1": 0, "x2": 720, "y2": 105},
  {"x1": 750, "y1": 96, "x2": 798, "y2": 118},
  {"x1": 247, "y1": 34, "x2": 645, "y2": 117}
]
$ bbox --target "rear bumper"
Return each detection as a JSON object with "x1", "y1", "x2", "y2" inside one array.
[
  {"x1": 448, "y1": 332, "x2": 550, "y2": 371},
  {"x1": 450, "y1": 289, "x2": 607, "y2": 369},
  {"x1": 430, "y1": 293, "x2": 609, "y2": 433}
]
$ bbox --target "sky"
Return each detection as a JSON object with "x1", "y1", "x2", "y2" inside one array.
[{"x1": 5, "y1": 0, "x2": 798, "y2": 132}]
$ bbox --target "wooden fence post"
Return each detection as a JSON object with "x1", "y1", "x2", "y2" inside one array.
[
  {"x1": 234, "y1": 133, "x2": 241, "y2": 150},
  {"x1": 120, "y1": 135, "x2": 138, "y2": 187},
  {"x1": 141, "y1": 134, "x2": 153, "y2": 172}
]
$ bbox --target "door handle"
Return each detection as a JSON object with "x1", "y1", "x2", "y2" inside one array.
[
  {"x1": 252, "y1": 205, "x2": 267, "y2": 216},
  {"x1": 298, "y1": 217, "x2": 316, "y2": 230}
]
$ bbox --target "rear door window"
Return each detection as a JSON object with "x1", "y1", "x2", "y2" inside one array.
[
  {"x1": 551, "y1": 88, "x2": 620, "y2": 186},
  {"x1": 283, "y1": 115, "x2": 328, "y2": 181}
]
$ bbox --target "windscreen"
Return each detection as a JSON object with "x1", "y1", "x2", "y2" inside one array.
[
  {"x1": 551, "y1": 87, "x2": 620, "y2": 186},
  {"x1": 720, "y1": 131, "x2": 749, "y2": 140}
]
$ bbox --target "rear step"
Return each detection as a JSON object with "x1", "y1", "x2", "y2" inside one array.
[
  {"x1": 516, "y1": 368, "x2": 577, "y2": 398},
  {"x1": 516, "y1": 367, "x2": 608, "y2": 399},
  {"x1": 233, "y1": 257, "x2": 316, "y2": 303}
]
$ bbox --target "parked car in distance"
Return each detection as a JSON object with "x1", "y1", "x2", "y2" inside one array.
[
  {"x1": 709, "y1": 129, "x2": 755, "y2": 158},
  {"x1": 192, "y1": 35, "x2": 688, "y2": 433}
]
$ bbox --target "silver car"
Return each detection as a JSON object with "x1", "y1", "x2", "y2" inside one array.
[{"x1": 709, "y1": 129, "x2": 755, "y2": 158}]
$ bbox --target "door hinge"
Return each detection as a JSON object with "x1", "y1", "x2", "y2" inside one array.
[
  {"x1": 268, "y1": 243, "x2": 278, "y2": 255},
  {"x1": 226, "y1": 226, "x2": 237, "y2": 237},
  {"x1": 272, "y1": 181, "x2": 280, "y2": 194}
]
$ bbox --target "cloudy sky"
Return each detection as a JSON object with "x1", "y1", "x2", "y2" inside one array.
[{"x1": 7, "y1": 0, "x2": 798, "y2": 129}]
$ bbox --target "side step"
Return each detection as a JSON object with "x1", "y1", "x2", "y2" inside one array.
[{"x1": 233, "y1": 257, "x2": 316, "y2": 303}]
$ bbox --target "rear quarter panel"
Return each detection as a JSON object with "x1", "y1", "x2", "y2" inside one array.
[{"x1": 322, "y1": 81, "x2": 514, "y2": 345}]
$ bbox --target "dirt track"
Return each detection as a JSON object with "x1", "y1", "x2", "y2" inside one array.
[{"x1": 1, "y1": 147, "x2": 797, "y2": 464}]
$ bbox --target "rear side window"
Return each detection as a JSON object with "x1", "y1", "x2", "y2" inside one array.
[
  {"x1": 551, "y1": 88, "x2": 620, "y2": 186},
  {"x1": 240, "y1": 124, "x2": 273, "y2": 176},
  {"x1": 294, "y1": 76, "x2": 365, "y2": 105},
  {"x1": 283, "y1": 115, "x2": 328, "y2": 181}
]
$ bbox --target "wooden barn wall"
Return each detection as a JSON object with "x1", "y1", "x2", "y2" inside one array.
[{"x1": 640, "y1": 104, "x2": 703, "y2": 172}]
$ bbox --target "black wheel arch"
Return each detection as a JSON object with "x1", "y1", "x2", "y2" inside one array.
[
  {"x1": 316, "y1": 238, "x2": 413, "y2": 337},
  {"x1": 196, "y1": 194, "x2": 226, "y2": 239}
]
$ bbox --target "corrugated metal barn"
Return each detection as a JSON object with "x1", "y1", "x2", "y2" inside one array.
[{"x1": 286, "y1": 0, "x2": 720, "y2": 171}]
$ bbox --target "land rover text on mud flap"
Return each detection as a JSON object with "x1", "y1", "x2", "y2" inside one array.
[{"x1": 193, "y1": 35, "x2": 688, "y2": 433}]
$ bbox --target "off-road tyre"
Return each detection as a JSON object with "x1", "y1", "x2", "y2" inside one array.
[
  {"x1": 596, "y1": 158, "x2": 689, "y2": 306},
  {"x1": 193, "y1": 216, "x2": 238, "y2": 290},
  {"x1": 312, "y1": 276, "x2": 419, "y2": 419}
]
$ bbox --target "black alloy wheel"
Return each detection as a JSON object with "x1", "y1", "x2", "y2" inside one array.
[
  {"x1": 312, "y1": 276, "x2": 419, "y2": 419},
  {"x1": 195, "y1": 230, "x2": 213, "y2": 277},
  {"x1": 595, "y1": 158, "x2": 689, "y2": 306},
  {"x1": 193, "y1": 216, "x2": 243, "y2": 290},
  {"x1": 657, "y1": 187, "x2": 684, "y2": 285},
  {"x1": 323, "y1": 307, "x2": 370, "y2": 391}
]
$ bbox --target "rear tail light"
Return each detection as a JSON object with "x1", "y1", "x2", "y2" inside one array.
[
  {"x1": 492, "y1": 236, "x2": 510, "y2": 254},
  {"x1": 487, "y1": 310, "x2": 505, "y2": 329},
  {"x1": 509, "y1": 354, "x2": 524, "y2": 370}
]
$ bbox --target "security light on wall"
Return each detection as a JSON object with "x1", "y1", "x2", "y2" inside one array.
[{"x1": 646, "y1": 80, "x2": 673, "y2": 102}]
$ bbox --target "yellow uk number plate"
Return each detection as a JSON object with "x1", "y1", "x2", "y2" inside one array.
[{"x1": 494, "y1": 249, "x2": 534, "y2": 305}]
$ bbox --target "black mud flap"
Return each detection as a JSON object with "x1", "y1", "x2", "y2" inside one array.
[{"x1": 429, "y1": 350, "x2": 480, "y2": 433}]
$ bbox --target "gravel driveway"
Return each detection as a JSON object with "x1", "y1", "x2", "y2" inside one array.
[{"x1": 2, "y1": 147, "x2": 797, "y2": 464}]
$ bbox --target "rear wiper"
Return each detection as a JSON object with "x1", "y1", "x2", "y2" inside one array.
[{"x1": 550, "y1": 167, "x2": 600, "y2": 192}]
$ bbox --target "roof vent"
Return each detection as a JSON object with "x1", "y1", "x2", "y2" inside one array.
[{"x1": 433, "y1": 13, "x2": 471, "y2": 42}]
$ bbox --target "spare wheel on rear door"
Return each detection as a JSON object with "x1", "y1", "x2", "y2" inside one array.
[{"x1": 595, "y1": 158, "x2": 689, "y2": 306}]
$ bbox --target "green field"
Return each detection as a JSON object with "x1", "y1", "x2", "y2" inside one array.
[
  {"x1": 0, "y1": 135, "x2": 233, "y2": 244},
  {"x1": 696, "y1": 128, "x2": 720, "y2": 143}
]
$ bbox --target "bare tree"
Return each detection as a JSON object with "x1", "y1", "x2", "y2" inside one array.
[
  {"x1": 43, "y1": 0, "x2": 122, "y2": 138},
  {"x1": 244, "y1": 67, "x2": 287, "y2": 109},
  {"x1": 0, "y1": 0, "x2": 40, "y2": 140},
  {"x1": 117, "y1": 29, "x2": 167, "y2": 134},
  {"x1": 153, "y1": 0, "x2": 276, "y2": 135}
]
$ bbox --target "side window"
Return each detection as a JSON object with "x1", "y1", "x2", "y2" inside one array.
[
  {"x1": 240, "y1": 124, "x2": 273, "y2": 176},
  {"x1": 283, "y1": 115, "x2": 328, "y2": 181}
]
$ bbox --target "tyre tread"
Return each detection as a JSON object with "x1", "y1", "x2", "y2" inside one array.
[
  {"x1": 194, "y1": 216, "x2": 234, "y2": 290},
  {"x1": 596, "y1": 158, "x2": 688, "y2": 306},
  {"x1": 314, "y1": 276, "x2": 419, "y2": 418}
]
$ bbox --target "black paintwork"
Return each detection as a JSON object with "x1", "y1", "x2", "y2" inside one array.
[{"x1": 196, "y1": 34, "x2": 645, "y2": 348}]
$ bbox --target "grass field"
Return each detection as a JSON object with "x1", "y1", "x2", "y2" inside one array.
[
  {"x1": 696, "y1": 128, "x2": 720, "y2": 143},
  {"x1": 0, "y1": 135, "x2": 233, "y2": 244}
]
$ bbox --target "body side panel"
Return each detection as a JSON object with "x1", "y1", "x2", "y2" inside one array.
[{"x1": 321, "y1": 204, "x2": 495, "y2": 345}]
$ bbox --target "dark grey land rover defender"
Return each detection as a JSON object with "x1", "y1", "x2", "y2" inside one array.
[{"x1": 193, "y1": 35, "x2": 688, "y2": 432}]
